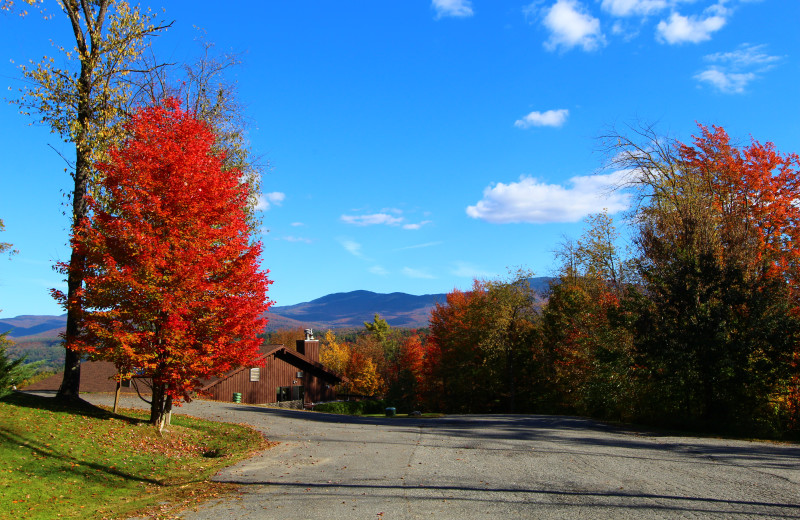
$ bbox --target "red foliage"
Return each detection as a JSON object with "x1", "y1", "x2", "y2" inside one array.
[
  {"x1": 396, "y1": 333, "x2": 425, "y2": 379},
  {"x1": 680, "y1": 124, "x2": 800, "y2": 290},
  {"x1": 53, "y1": 100, "x2": 272, "y2": 405}
]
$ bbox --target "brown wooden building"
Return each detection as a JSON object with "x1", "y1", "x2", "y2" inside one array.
[
  {"x1": 24, "y1": 338, "x2": 344, "y2": 407},
  {"x1": 200, "y1": 339, "x2": 343, "y2": 406}
]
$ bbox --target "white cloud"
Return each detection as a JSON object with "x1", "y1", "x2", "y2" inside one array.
[
  {"x1": 466, "y1": 171, "x2": 630, "y2": 224},
  {"x1": 656, "y1": 5, "x2": 727, "y2": 44},
  {"x1": 340, "y1": 239, "x2": 365, "y2": 258},
  {"x1": 541, "y1": 0, "x2": 605, "y2": 52},
  {"x1": 290, "y1": 222, "x2": 305, "y2": 227},
  {"x1": 601, "y1": 0, "x2": 670, "y2": 17},
  {"x1": 255, "y1": 192, "x2": 285, "y2": 211},
  {"x1": 515, "y1": 109, "x2": 569, "y2": 129},
  {"x1": 695, "y1": 44, "x2": 780, "y2": 93},
  {"x1": 403, "y1": 267, "x2": 437, "y2": 279},
  {"x1": 432, "y1": 0, "x2": 474, "y2": 19},
  {"x1": 341, "y1": 213, "x2": 404, "y2": 226},
  {"x1": 695, "y1": 69, "x2": 754, "y2": 94}
]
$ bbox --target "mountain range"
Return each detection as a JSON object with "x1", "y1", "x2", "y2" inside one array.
[{"x1": 1, "y1": 277, "x2": 555, "y2": 341}]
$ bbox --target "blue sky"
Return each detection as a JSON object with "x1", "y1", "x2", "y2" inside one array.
[{"x1": 1, "y1": 0, "x2": 798, "y2": 318}]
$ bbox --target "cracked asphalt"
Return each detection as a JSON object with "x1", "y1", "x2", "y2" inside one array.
[{"x1": 83, "y1": 394, "x2": 800, "y2": 520}]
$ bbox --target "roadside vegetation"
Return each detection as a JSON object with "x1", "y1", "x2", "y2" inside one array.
[{"x1": 0, "y1": 392, "x2": 267, "y2": 520}]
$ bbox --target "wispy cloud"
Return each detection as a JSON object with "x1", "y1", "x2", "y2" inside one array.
[
  {"x1": 341, "y1": 210, "x2": 431, "y2": 230},
  {"x1": 403, "y1": 220, "x2": 433, "y2": 230},
  {"x1": 695, "y1": 44, "x2": 780, "y2": 94},
  {"x1": 341, "y1": 213, "x2": 404, "y2": 226},
  {"x1": 394, "y1": 241, "x2": 444, "y2": 252},
  {"x1": 403, "y1": 267, "x2": 437, "y2": 279},
  {"x1": 515, "y1": 109, "x2": 569, "y2": 129},
  {"x1": 656, "y1": 3, "x2": 727, "y2": 44},
  {"x1": 276, "y1": 236, "x2": 312, "y2": 244},
  {"x1": 369, "y1": 265, "x2": 389, "y2": 276},
  {"x1": 466, "y1": 171, "x2": 630, "y2": 224},
  {"x1": 536, "y1": 0, "x2": 605, "y2": 52},
  {"x1": 340, "y1": 239, "x2": 366, "y2": 258},
  {"x1": 291, "y1": 222, "x2": 305, "y2": 227},
  {"x1": 451, "y1": 261, "x2": 497, "y2": 279},
  {"x1": 432, "y1": 0, "x2": 474, "y2": 19},
  {"x1": 255, "y1": 192, "x2": 285, "y2": 211}
]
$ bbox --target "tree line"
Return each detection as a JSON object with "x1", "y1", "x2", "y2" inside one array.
[{"x1": 313, "y1": 125, "x2": 800, "y2": 438}]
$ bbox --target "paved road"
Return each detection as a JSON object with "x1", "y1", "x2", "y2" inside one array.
[{"x1": 85, "y1": 394, "x2": 800, "y2": 519}]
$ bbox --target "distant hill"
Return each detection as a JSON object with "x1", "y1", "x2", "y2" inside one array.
[
  {"x1": 268, "y1": 290, "x2": 448, "y2": 330},
  {"x1": 0, "y1": 314, "x2": 67, "y2": 339}
]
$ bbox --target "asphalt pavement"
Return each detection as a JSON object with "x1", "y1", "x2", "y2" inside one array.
[{"x1": 82, "y1": 394, "x2": 800, "y2": 520}]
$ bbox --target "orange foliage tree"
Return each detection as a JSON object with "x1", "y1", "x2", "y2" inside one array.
[
  {"x1": 386, "y1": 332, "x2": 426, "y2": 411},
  {"x1": 53, "y1": 101, "x2": 272, "y2": 428},
  {"x1": 426, "y1": 276, "x2": 538, "y2": 413}
]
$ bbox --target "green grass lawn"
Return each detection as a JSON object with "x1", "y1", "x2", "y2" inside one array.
[{"x1": 0, "y1": 392, "x2": 268, "y2": 519}]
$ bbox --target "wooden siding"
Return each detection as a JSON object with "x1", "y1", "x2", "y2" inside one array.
[
  {"x1": 296, "y1": 339, "x2": 320, "y2": 363},
  {"x1": 203, "y1": 347, "x2": 340, "y2": 405}
]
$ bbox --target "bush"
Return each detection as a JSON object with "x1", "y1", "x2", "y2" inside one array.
[{"x1": 313, "y1": 399, "x2": 388, "y2": 415}]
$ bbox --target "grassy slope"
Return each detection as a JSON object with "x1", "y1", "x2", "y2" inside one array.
[{"x1": 0, "y1": 392, "x2": 268, "y2": 519}]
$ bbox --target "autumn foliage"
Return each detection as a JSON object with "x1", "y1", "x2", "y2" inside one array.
[
  {"x1": 417, "y1": 124, "x2": 800, "y2": 437},
  {"x1": 53, "y1": 100, "x2": 272, "y2": 426}
]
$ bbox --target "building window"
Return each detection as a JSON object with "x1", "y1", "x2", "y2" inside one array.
[
  {"x1": 276, "y1": 386, "x2": 290, "y2": 402},
  {"x1": 249, "y1": 367, "x2": 260, "y2": 382}
]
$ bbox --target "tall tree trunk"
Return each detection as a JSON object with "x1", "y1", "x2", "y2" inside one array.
[
  {"x1": 56, "y1": 59, "x2": 93, "y2": 402},
  {"x1": 55, "y1": 2, "x2": 99, "y2": 402}
]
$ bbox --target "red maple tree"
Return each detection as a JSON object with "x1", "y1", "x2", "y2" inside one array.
[{"x1": 53, "y1": 100, "x2": 272, "y2": 427}]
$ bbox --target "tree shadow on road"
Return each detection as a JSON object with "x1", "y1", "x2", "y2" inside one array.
[
  {"x1": 222, "y1": 404, "x2": 800, "y2": 471},
  {"x1": 213, "y1": 479, "x2": 800, "y2": 517}
]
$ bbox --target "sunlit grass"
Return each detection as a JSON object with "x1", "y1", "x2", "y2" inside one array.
[{"x1": 0, "y1": 392, "x2": 268, "y2": 519}]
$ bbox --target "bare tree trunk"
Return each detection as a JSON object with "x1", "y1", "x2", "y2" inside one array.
[
  {"x1": 164, "y1": 394, "x2": 173, "y2": 427},
  {"x1": 150, "y1": 383, "x2": 174, "y2": 431}
]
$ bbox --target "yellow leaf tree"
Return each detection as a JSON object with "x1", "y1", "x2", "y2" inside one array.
[
  {"x1": 320, "y1": 330, "x2": 350, "y2": 376},
  {"x1": 13, "y1": 0, "x2": 169, "y2": 400}
]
